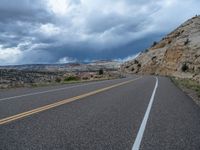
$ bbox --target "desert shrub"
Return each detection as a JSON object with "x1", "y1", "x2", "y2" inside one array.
[
  {"x1": 137, "y1": 63, "x2": 141, "y2": 67},
  {"x1": 82, "y1": 76, "x2": 89, "y2": 80},
  {"x1": 152, "y1": 41, "x2": 157, "y2": 47},
  {"x1": 151, "y1": 56, "x2": 157, "y2": 61},
  {"x1": 134, "y1": 60, "x2": 139, "y2": 64},
  {"x1": 98, "y1": 69, "x2": 104, "y2": 75},
  {"x1": 64, "y1": 76, "x2": 79, "y2": 81},
  {"x1": 55, "y1": 77, "x2": 61, "y2": 83},
  {"x1": 168, "y1": 40, "x2": 172, "y2": 44},
  {"x1": 181, "y1": 63, "x2": 189, "y2": 72},
  {"x1": 184, "y1": 38, "x2": 190, "y2": 45},
  {"x1": 125, "y1": 65, "x2": 129, "y2": 69}
]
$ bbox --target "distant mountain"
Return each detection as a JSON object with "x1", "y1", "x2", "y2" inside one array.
[
  {"x1": 122, "y1": 15, "x2": 200, "y2": 83},
  {"x1": 0, "y1": 61, "x2": 121, "y2": 72}
]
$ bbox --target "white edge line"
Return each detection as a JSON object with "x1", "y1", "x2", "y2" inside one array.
[
  {"x1": 0, "y1": 77, "x2": 137, "y2": 102},
  {"x1": 132, "y1": 77, "x2": 158, "y2": 150}
]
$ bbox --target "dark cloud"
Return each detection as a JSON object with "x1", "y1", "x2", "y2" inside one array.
[
  {"x1": 0, "y1": 0, "x2": 200, "y2": 65},
  {"x1": 0, "y1": 0, "x2": 51, "y2": 23}
]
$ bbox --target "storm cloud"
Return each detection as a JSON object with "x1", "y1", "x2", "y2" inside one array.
[{"x1": 0, "y1": 0, "x2": 200, "y2": 65}]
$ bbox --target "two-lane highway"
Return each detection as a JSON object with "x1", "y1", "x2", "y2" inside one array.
[{"x1": 0, "y1": 76, "x2": 200, "y2": 150}]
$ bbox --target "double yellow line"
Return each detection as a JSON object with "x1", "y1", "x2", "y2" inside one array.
[{"x1": 0, "y1": 77, "x2": 142, "y2": 125}]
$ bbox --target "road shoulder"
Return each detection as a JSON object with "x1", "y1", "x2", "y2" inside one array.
[{"x1": 171, "y1": 77, "x2": 200, "y2": 107}]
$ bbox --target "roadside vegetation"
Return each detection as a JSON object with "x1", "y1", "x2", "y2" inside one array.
[
  {"x1": 171, "y1": 77, "x2": 200, "y2": 97},
  {"x1": 64, "y1": 76, "x2": 80, "y2": 82},
  {"x1": 0, "y1": 69, "x2": 122, "y2": 89},
  {"x1": 98, "y1": 69, "x2": 104, "y2": 75},
  {"x1": 171, "y1": 77, "x2": 200, "y2": 106}
]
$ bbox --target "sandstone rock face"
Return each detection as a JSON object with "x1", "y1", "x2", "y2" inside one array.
[{"x1": 121, "y1": 15, "x2": 200, "y2": 83}]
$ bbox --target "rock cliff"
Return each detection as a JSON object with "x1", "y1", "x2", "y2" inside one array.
[{"x1": 122, "y1": 15, "x2": 200, "y2": 83}]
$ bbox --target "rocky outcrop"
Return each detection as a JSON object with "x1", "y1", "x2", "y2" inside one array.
[{"x1": 122, "y1": 15, "x2": 200, "y2": 83}]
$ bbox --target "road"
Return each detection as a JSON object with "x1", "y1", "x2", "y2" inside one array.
[{"x1": 0, "y1": 75, "x2": 200, "y2": 150}]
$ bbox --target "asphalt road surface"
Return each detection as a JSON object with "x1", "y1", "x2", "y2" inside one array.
[{"x1": 0, "y1": 75, "x2": 200, "y2": 150}]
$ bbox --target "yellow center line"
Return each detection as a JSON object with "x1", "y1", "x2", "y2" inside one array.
[{"x1": 0, "y1": 77, "x2": 142, "y2": 125}]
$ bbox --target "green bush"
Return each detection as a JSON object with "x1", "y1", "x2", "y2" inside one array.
[
  {"x1": 134, "y1": 60, "x2": 139, "y2": 64},
  {"x1": 98, "y1": 69, "x2": 104, "y2": 75},
  {"x1": 152, "y1": 41, "x2": 157, "y2": 47},
  {"x1": 151, "y1": 56, "x2": 157, "y2": 61},
  {"x1": 55, "y1": 77, "x2": 61, "y2": 83},
  {"x1": 82, "y1": 76, "x2": 89, "y2": 80},
  {"x1": 125, "y1": 65, "x2": 129, "y2": 69},
  {"x1": 184, "y1": 39, "x2": 190, "y2": 45},
  {"x1": 181, "y1": 63, "x2": 189, "y2": 72},
  {"x1": 64, "y1": 76, "x2": 79, "y2": 82},
  {"x1": 137, "y1": 63, "x2": 141, "y2": 67}
]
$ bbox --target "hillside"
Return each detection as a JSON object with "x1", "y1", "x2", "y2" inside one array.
[
  {"x1": 0, "y1": 61, "x2": 121, "y2": 88},
  {"x1": 0, "y1": 61, "x2": 120, "y2": 72},
  {"x1": 122, "y1": 15, "x2": 200, "y2": 83}
]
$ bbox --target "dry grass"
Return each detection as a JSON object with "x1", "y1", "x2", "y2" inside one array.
[{"x1": 171, "y1": 77, "x2": 200, "y2": 98}]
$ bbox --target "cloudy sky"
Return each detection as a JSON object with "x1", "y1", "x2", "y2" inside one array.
[{"x1": 0, "y1": 0, "x2": 200, "y2": 65}]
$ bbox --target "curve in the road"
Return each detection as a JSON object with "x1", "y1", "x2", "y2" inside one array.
[{"x1": 132, "y1": 77, "x2": 158, "y2": 150}]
